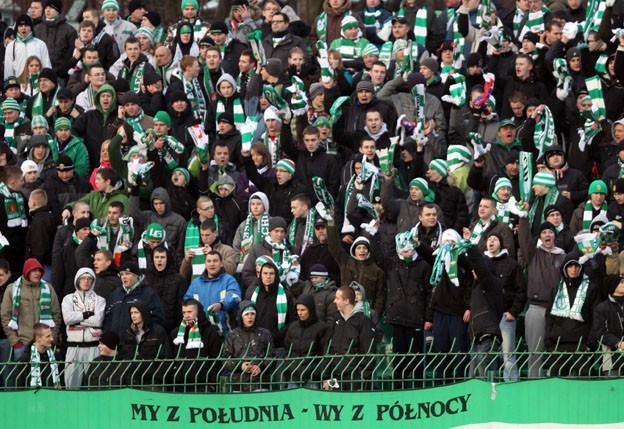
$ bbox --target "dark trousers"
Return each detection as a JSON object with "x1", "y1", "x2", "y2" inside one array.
[
  {"x1": 432, "y1": 311, "x2": 469, "y2": 384},
  {"x1": 391, "y1": 325, "x2": 425, "y2": 388}
]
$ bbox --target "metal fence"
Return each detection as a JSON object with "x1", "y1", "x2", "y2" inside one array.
[{"x1": 1, "y1": 341, "x2": 622, "y2": 392}]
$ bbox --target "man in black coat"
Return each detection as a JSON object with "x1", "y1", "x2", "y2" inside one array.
[{"x1": 299, "y1": 218, "x2": 341, "y2": 283}]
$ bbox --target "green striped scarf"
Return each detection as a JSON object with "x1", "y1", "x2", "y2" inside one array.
[
  {"x1": 183, "y1": 74, "x2": 207, "y2": 122},
  {"x1": 312, "y1": 176, "x2": 335, "y2": 212},
  {"x1": 8, "y1": 277, "x2": 54, "y2": 331},
  {"x1": 216, "y1": 97, "x2": 245, "y2": 130},
  {"x1": 513, "y1": 7, "x2": 527, "y2": 40},
  {"x1": 240, "y1": 213, "x2": 270, "y2": 263},
  {"x1": 241, "y1": 116, "x2": 258, "y2": 152},
  {"x1": 584, "y1": 0, "x2": 606, "y2": 39},
  {"x1": 519, "y1": 151, "x2": 534, "y2": 203},
  {"x1": 0, "y1": 182, "x2": 27, "y2": 228},
  {"x1": 184, "y1": 222, "x2": 205, "y2": 281},
  {"x1": 172, "y1": 318, "x2": 204, "y2": 349},
  {"x1": 125, "y1": 109, "x2": 145, "y2": 136},
  {"x1": 315, "y1": 12, "x2": 328, "y2": 43},
  {"x1": 582, "y1": 201, "x2": 607, "y2": 230},
  {"x1": 288, "y1": 208, "x2": 317, "y2": 255},
  {"x1": 553, "y1": 58, "x2": 572, "y2": 101},
  {"x1": 2, "y1": 116, "x2": 25, "y2": 150},
  {"x1": 585, "y1": 75, "x2": 607, "y2": 120},
  {"x1": 534, "y1": 106, "x2": 555, "y2": 157},
  {"x1": 414, "y1": 7, "x2": 428, "y2": 46},
  {"x1": 251, "y1": 283, "x2": 288, "y2": 330},
  {"x1": 430, "y1": 240, "x2": 471, "y2": 287},
  {"x1": 529, "y1": 187, "x2": 560, "y2": 226},
  {"x1": 137, "y1": 232, "x2": 167, "y2": 270},
  {"x1": 441, "y1": 73, "x2": 466, "y2": 106},
  {"x1": 551, "y1": 275, "x2": 589, "y2": 322},
  {"x1": 30, "y1": 345, "x2": 60, "y2": 388},
  {"x1": 596, "y1": 53, "x2": 609, "y2": 74},
  {"x1": 363, "y1": 7, "x2": 382, "y2": 28},
  {"x1": 469, "y1": 216, "x2": 495, "y2": 245},
  {"x1": 92, "y1": 217, "x2": 134, "y2": 263},
  {"x1": 525, "y1": 6, "x2": 549, "y2": 33},
  {"x1": 31, "y1": 87, "x2": 58, "y2": 117},
  {"x1": 120, "y1": 61, "x2": 146, "y2": 94}
]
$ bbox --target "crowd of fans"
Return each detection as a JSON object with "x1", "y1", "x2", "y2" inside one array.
[{"x1": 1, "y1": 0, "x2": 624, "y2": 391}]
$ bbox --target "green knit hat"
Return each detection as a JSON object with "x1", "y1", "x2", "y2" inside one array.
[
  {"x1": 276, "y1": 159, "x2": 296, "y2": 174},
  {"x1": 31, "y1": 115, "x2": 49, "y2": 130},
  {"x1": 135, "y1": 27, "x2": 154, "y2": 43},
  {"x1": 493, "y1": 177, "x2": 512, "y2": 195},
  {"x1": 362, "y1": 44, "x2": 380, "y2": 57},
  {"x1": 154, "y1": 111, "x2": 171, "y2": 127},
  {"x1": 447, "y1": 145, "x2": 471, "y2": 172},
  {"x1": 313, "y1": 116, "x2": 331, "y2": 127},
  {"x1": 533, "y1": 171, "x2": 556, "y2": 188},
  {"x1": 179, "y1": 23, "x2": 193, "y2": 35},
  {"x1": 409, "y1": 177, "x2": 435, "y2": 202},
  {"x1": 145, "y1": 223, "x2": 165, "y2": 241},
  {"x1": 429, "y1": 159, "x2": 448, "y2": 178},
  {"x1": 341, "y1": 15, "x2": 359, "y2": 31},
  {"x1": 588, "y1": 179, "x2": 608, "y2": 195},
  {"x1": 173, "y1": 167, "x2": 190, "y2": 185},
  {"x1": 101, "y1": 0, "x2": 119, "y2": 11},
  {"x1": 181, "y1": 0, "x2": 199, "y2": 11},
  {"x1": 2, "y1": 98, "x2": 20, "y2": 112},
  {"x1": 54, "y1": 117, "x2": 71, "y2": 131}
]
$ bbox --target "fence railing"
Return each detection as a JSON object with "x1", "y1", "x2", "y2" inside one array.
[{"x1": 1, "y1": 346, "x2": 622, "y2": 392}]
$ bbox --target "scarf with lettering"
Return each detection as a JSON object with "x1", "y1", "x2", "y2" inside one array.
[
  {"x1": 288, "y1": 208, "x2": 317, "y2": 255},
  {"x1": 30, "y1": 345, "x2": 60, "y2": 388},
  {"x1": 182, "y1": 74, "x2": 207, "y2": 122},
  {"x1": 240, "y1": 213, "x2": 270, "y2": 263},
  {"x1": 172, "y1": 318, "x2": 203, "y2": 349},
  {"x1": 0, "y1": 182, "x2": 27, "y2": 228},
  {"x1": 92, "y1": 217, "x2": 134, "y2": 266},
  {"x1": 534, "y1": 106, "x2": 555, "y2": 158},
  {"x1": 551, "y1": 275, "x2": 590, "y2": 321},
  {"x1": 120, "y1": 61, "x2": 146, "y2": 93},
  {"x1": 8, "y1": 277, "x2": 54, "y2": 330}
]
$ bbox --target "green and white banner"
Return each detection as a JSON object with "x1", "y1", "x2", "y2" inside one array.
[{"x1": 2, "y1": 379, "x2": 623, "y2": 427}]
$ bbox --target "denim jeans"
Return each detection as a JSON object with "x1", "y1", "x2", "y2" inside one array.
[
  {"x1": 469, "y1": 336, "x2": 501, "y2": 380},
  {"x1": 525, "y1": 305, "x2": 546, "y2": 378},
  {"x1": 499, "y1": 315, "x2": 518, "y2": 382}
]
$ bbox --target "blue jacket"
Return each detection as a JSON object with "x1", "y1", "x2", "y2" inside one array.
[{"x1": 184, "y1": 271, "x2": 242, "y2": 335}]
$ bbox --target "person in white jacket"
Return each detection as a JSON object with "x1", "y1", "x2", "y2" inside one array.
[
  {"x1": 61, "y1": 268, "x2": 106, "y2": 388},
  {"x1": 4, "y1": 14, "x2": 51, "y2": 81}
]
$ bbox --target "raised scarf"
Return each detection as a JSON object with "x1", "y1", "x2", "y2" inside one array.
[
  {"x1": 288, "y1": 208, "x2": 317, "y2": 255},
  {"x1": 184, "y1": 221, "x2": 205, "y2": 281},
  {"x1": 429, "y1": 240, "x2": 471, "y2": 287},
  {"x1": 529, "y1": 187, "x2": 560, "y2": 226},
  {"x1": 414, "y1": 7, "x2": 428, "y2": 46},
  {"x1": 30, "y1": 346, "x2": 60, "y2": 388},
  {"x1": 172, "y1": 318, "x2": 204, "y2": 349},
  {"x1": 0, "y1": 182, "x2": 27, "y2": 228},
  {"x1": 92, "y1": 217, "x2": 134, "y2": 266},
  {"x1": 8, "y1": 277, "x2": 54, "y2": 330},
  {"x1": 551, "y1": 276, "x2": 590, "y2": 322},
  {"x1": 182, "y1": 74, "x2": 207, "y2": 122},
  {"x1": 525, "y1": 6, "x2": 550, "y2": 33},
  {"x1": 534, "y1": 106, "x2": 555, "y2": 157},
  {"x1": 251, "y1": 284, "x2": 288, "y2": 330}
]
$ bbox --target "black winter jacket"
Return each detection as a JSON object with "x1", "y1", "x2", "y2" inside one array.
[
  {"x1": 466, "y1": 248, "x2": 504, "y2": 341},
  {"x1": 431, "y1": 179, "x2": 470, "y2": 233},
  {"x1": 290, "y1": 280, "x2": 339, "y2": 325},
  {"x1": 487, "y1": 250, "x2": 526, "y2": 317},
  {"x1": 34, "y1": 16, "x2": 77, "y2": 78},
  {"x1": 146, "y1": 261, "x2": 189, "y2": 332},
  {"x1": 385, "y1": 256, "x2": 432, "y2": 328}
]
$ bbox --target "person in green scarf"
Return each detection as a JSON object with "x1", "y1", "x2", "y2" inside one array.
[
  {"x1": 0, "y1": 98, "x2": 31, "y2": 154},
  {"x1": 529, "y1": 170, "x2": 575, "y2": 235},
  {"x1": 4, "y1": 14, "x2": 51, "y2": 80},
  {"x1": 570, "y1": 180, "x2": 608, "y2": 234},
  {"x1": 52, "y1": 117, "x2": 90, "y2": 179}
]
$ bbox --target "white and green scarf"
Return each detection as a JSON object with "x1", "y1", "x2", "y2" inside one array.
[
  {"x1": 0, "y1": 182, "x2": 27, "y2": 228},
  {"x1": 137, "y1": 233, "x2": 167, "y2": 270},
  {"x1": 288, "y1": 208, "x2": 317, "y2": 255},
  {"x1": 92, "y1": 217, "x2": 134, "y2": 264},
  {"x1": 551, "y1": 275, "x2": 590, "y2": 322},
  {"x1": 553, "y1": 58, "x2": 572, "y2": 101},
  {"x1": 8, "y1": 277, "x2": 54, "y2": 330},
  {"x1": 216, "y1": 97, "x2": 245, "y2": 130},
  {"x1": 430, "y1": 240, "x2": 472, "y2": 287},
  {"x1": 29, "y1": 346, "x2": 60, "y2": 388},
  {"x1": 172, "y1": 318, "x2": 204, "y2": 349},
  {"x1": 251, "y1": 283, "x2": 288, "y2": 330},
  {"x1": 184, "y1": 222, "x2": 205, "y2": 281},
  {"x1": 240, "y1": 213, "x2": 270, "y2": 263},
  {"x1": 441, "y1": 73, "x2": 466, "y2": 107},
  {"x1": 525, "y1": 6, "x2": 549, "y2": 33},
  {"x1": 2, "y1": 116, "x2": 25, "y2": 150},
  {"x1": 529, "y1": 187, "x2": 560, "y2": 225},
  {"x1": 582, "y1": 201, "x2": 607, "y2": 230},
  {"x1": 534, "y1": 106, "x2": 555, "y2": 157},
  {"x1": 125, "y1": 109, "x2": 146, "y2": 136},
  {"x1": 470, "y1": 216, "x2": 495, "y2": 245},
  {"x1": 183, "y1": 74, "x2": 207, "y2": 122},
  {"x1": 120, "y1": 61, "x2": 146, "y2": 94},
  {"x1": 31, "y1": 87, "x2": 58, "y2": 117},
  {"x1": 513, "y1": 7, "x2": 527, "y2": 40},
  {"x1": 414, "y1": 7, "x2": 428, "y2": 46}
]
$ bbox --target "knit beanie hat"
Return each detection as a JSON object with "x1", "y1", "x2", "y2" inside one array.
[
  {"x1": 309, "y1": 264, "x2": 329, "y2": 278},
  {"x1": 489, "y1": 232, "x2": 505, "y2": 249},
  {"x1": 429, "y1": 159, "x2": 448, "y2": 178},
  {"x1": 21, "y1": 160, "x2": 39, "y2": 176},
  {"x1": 2, "y1": 98, "x2": 20, "y2": 112},
  {"x1": 153, "y1": 111, "x2": 171, "y2": 127},
  {"x1": 101, "y1": 0, "x2": 119, "y2": 11},
  {"x1": 99, "y1": 331, "x2": 120, "y2": 350},
  {"x1": 45, "y1": 0, "x2": 63, "y2": 14},
  {"x1": 75, "y1": 217, "x2": 92, "y2": 232},
  {"x1": 544, "y1": 204, "x2": 561, "y2": 218},
  {"x1": 263, "y1": 58, "x2": 282, "y2": 77},
  {"x1": 533, "y1": 171, "x2": 556, "y2": 188},
  {"x1": 14, "y1": 15, "x2": 33, "y2": 32},
  {"x1": 588, "y1": 179, "x2": 608, "y2": 195},
  {"x1": 264, "y1": 106, "x2": 282, "y2": 123},
  {"x1": 145, "y1": 223, "x2": 165, "y2": 241},
  {"x1": 31, "y1": 115, "x2": 49, "y2": 130},
  {"x1": 39, "y1": 68, "x2": 58, "y2": 85},
  {"x1": 128, "y1": 0, "x2": 145, "y2": 14},
  {"x1": 134, "y1": 27, "x2": 154, "y2": 43},
  {"x1": 494, "y1": 177, "x2": 512, "y2": 194},
  {"x1": 313, "y1": 116, "x2": 331, "y2": 127},
  {"x1": 119, "y1": 261, "x2": 140, "y2": 276},
  {"x1": 604, "y1": 274, "x2": 624, "y2": 296},
  {"x1": 242, "y1": 305, "x2": 256, "y2": 316},
  {"x1": 613, "y1": 178, "x2": 624, "y2": 194},
  {"x1": 420, "y1": 57, "x2": 439, "y2": 74},
  {"x1": 362, "y1": 44, "x2": 380, "y2": 57},
  {"x1": 54, "y1": 117, "x2": 71, "y2": 131},
  {"x1": 341, "y1": 15, "x2": 359, "y2": 31},
  {"x1": 173, "y1": 167, "x2": 190, "y2": 185},
  {"x1": 355, "y1": 80, "x2": 374, "y2": 93},
  {"x1": 181, "y1": 0, "x2": 199, "y2": 11},
  {"x1": 538, "y1": 221, "x2": 557, "y2": 235},
  {"x1": 179, "y1": 24, "x2": 193, "y2": 35},
  {"x1": 447, "y1": 145, "x2": 471, "y2": 172},
  {"x1": 276, "y1": 159, "x2": 295, "y2": 174},
  {"x1": 308, "y1": 82, "x2": 324, "y2": 100},
  {"x1": 144, "y1": 11, "x2": 161, "y2": 27},
  {"x1": 269, "y1": 216, "x2": 287, "y2": 231},
  {"x1": 408, "y1": 177, "x2": 435, "y2": 201}
]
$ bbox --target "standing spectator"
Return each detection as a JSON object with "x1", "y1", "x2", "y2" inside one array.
[
  {"x1": 0, "y1": 166, "x2": 29, "y2": 271},
  {"x1": 33, "y1": 0, "x2": 77, "y2": 82},
  {"x1": 61, "y1": 268, "x2": 106, "y2": 388},
  {"x1": 590, "y1": 275, "x2": 624, "y2": 376},
  {"x1": 1, "y1": 258, "x2": 61, "y2": 361},
  {"x1": 25, "y1": 189, "x2": 56, "y2": 272},
  {"x1": 4, "y1": 15, "x2": 51, "y2": 80},
  {"x1": 101, "y1": 0, "x2": 137, "y2": 52},
  {"x1": 0, "y1": 260, "x2": 16, "y2": 386},
  {"x1": 290, "y1": 264, "x2": 339, "y2": 325}
]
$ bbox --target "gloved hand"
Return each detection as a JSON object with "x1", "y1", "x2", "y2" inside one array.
[{"x1": 83, "y1": 311, "x2": 95, "y2": 319}]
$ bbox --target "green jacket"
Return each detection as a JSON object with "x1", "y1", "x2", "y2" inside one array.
[
  {"x1": 79, "y1": 179, "x2": 129, "y2": 220},
  {"x1": 53, "y1": 136, "x2": 90, "y2": 179}
]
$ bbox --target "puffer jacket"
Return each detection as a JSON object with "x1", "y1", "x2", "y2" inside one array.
[
  {"x1": 34, "y1": 15, "x2": 77, "y2": 78},
  {"x1": 385, "y1": 255, "x2": 432, "y2": 328},
  {"x1": 61, "y1": 268, "x2": 106, "y2": 344},
  {"x1": 129, "y1": 187, "x2": 188, "y2": 262}
]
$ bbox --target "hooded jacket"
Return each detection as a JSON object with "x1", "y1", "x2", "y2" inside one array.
[
  {"x1": 291, "y1": 279, "x2": 339, "y2": 325},
  {"x1": 327, "y1": 225, "x2": 385, "y2": 314},
  {"x1": 146, "y1": 251, "x2": 190, "y2": 332},
  {"x1": 34, "y1": 15, "x2": 77, "y2": 78},
  {"x1": 544, "y1": 253, "x2": 600, "y2": 350},
  {"x1": 118, "y1": 300, "x2": 172, "y2": 360},
  {"x1": 72, "y1": 84, "x2": 119, "y2": 171},
  {"x1": 61, "y1": 268, "x2": 106, "y2": 344},
  {"x1": 284, "y1": 294, "x2": 329, "y2": 355},
  {"x1": 25, "y1": 136, "x2": 55, "y2": 181},
  {"x1": 233, "y1": 191, "x2": 270, "y2": 260},
  {"x1": 129, "y1": 187, "x2": 188, "y2": 262}
]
